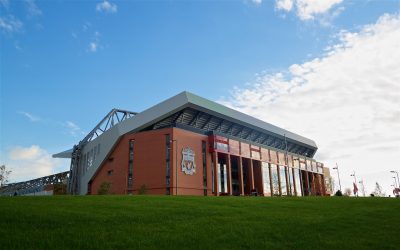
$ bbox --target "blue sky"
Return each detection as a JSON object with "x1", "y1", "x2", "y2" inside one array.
[{"x1": 1, "y1": 0, "x2": 400, "y2": 195}]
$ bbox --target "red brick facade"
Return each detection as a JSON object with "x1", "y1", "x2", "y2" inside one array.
[{"x1": 89, "y1": 127, "x2": 326, "y2": 196}]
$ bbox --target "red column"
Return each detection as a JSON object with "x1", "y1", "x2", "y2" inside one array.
[
  {"x1": 321, "y1": 174, "x2": 326, "y2": 196},
  {"x1": 227, "y1": 154, "x2": 232, "y2": 195},
  {"x1": 238, "y1": 157, "x2": 244, "y2": 195},
  {"x1": 249, "y1": 159, "x2": 255, "y2": 191},
  {"x1": 213, "y1": 152, "x2": 219, "y2": 196},
  {"x1": 311, "y1": 173, "x2": 316, "y2": 195},
  {"x1": 304, "y1": 171, "x2": 310, "y2": 196}
]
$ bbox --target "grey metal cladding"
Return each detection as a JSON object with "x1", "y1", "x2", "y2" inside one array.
[
  {"x1": 77, "y1": 124, "x2": 121, "y2": 194},
  {"x1": 118, "y1": 91, "x2": 190, "y2": 135},
  {"x1": 52, "y1": 148, "x2": 73, "y2": 158},
  {"x1": 120, "y1": 91, "x2": 316, "y2": 149},
  {"x1": 183, "y1": 91, "x2": 317, "y2": 149}
]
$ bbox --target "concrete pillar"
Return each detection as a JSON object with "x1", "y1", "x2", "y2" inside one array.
[
  {"x1": 227, "y1": 154, "x2": 232, "y2": 195},
  {"x1": 238, "y1": 157, "x2": 244, "y2": 195},
  {"x1": 213, "y1": 152, "x2": 219, "y2": 196}
]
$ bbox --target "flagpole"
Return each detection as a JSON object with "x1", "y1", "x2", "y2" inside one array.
[
  {"x1": 350, "y1": 171, "x2": 358, "y2": 197},
  {"x1": 283, "y1": 134, "x2": 290, "y2": 195}
]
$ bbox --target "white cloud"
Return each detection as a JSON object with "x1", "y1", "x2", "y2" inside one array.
[
  {"x1": 88, "y1": 31, "x2": 101, "y2": 53},
  {"x1": 65, "y1": 121, "x2": 85, "y2": 137},
  {"x1": 275, "y1": 0, "x2": 293, "y2": 12},
  {"x1": 25, "y1": 0, "x2": 42, "y2": 17},
  {"x1": 96, "y1": 1, "x2": 118, "y2": 14},
  {"x1": 252, "y1": 0, "x2": 263, "y2": 6},
  {"x1": 9, "y1": 145, "x2": 42, "y2": 161},
  {"x1": 296, "y1": 0, "x2": 343, "y2": 20},
  {"x1": 18, "y1": 111, "x2": 40, "y2": 122},
  {"x1": 275, "y1": 0, "x2": 343, "y2": 21},
  {"x1": 88, "y1": 42, "x2": 98, "y2": 52},
  {"x1": 0, "y1": 15, "x2": 23, "y2": 33},
  {"x1": 221, "y1": 13, "x2": 400, "y2": 196},
  {"x1": 5, "y1": 145, "x2": 67, "y2": 182}
]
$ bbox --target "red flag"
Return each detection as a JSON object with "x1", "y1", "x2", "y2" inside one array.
[{"x1": 353, "y1": 182, "x2": 358, "y2": 195}]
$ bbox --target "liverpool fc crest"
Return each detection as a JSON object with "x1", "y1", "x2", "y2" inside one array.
[{"x1": 181, "y1": 147, "x2": 196, "y2": 175}]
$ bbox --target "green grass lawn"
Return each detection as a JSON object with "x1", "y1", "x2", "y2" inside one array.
[{"x1": 0, "y1": 196, "x2": 399, "y2": 249}]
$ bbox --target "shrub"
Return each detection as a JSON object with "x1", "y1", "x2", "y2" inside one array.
[
  {"x1": 335, "y1": 190, "x2": 343, "y2": 196},
  {"x1": 97, "y1": 182, "x2": 112, "y2": 195},
  {"x1": 139, "y1": 184, "x2": 147, "y2": 195}
]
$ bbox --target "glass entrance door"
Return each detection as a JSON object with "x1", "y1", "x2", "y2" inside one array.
[{"x1": 217, "y1": 161, "x2": 228, "y2": 194}]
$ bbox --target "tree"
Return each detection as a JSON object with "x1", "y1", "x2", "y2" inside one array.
[
  {"x1": 0, "y1": 165, "x2": 12, "y2": 188},
  {"x1": 139, "y1": 184, "x2": 147, "y2": 195},
  {"x1": 372, "y1": 182, "x2": 385, "y2": 197},
  {"x1": 335, "y1": 190, "x2": 343, "y2": 196},
  {"x1": 344, "y1": 188, "x2": 352, "y2": 196}
]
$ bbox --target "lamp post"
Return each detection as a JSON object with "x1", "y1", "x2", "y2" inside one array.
[
  {"x1": 392, "y1": 176, "x2": 398, "y2": 189},
  {"x1": 332, "y1": 163, "x2": 342, "y2": 192},
  {"x1": 171, "y1": 139, "x2": 179, "y2": 196},
  {"x1": 390, "y1": 171, "x2": 399, "y2": 188},
  {"x1": 358, "y1": 179, "x2": 366, "y2": 197},
  {"x1": 350, "y1": 171, "x2": 358, "y2": 197}
]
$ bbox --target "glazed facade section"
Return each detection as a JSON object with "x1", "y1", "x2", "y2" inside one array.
[
  {"x1": 209, "y1": 135, "x2": 325, "y2": 196},
  {"x1": 88, "y1": 127, "x2": 326, "y2": 196}
]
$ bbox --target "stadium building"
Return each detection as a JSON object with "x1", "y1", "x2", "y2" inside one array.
[{"x1": 53, "y1": 92, "x2": 329, "y2": 196}]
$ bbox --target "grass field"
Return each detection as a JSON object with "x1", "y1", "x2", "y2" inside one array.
[{"x1": 0, "y1": 196, "x2": 399, "y2": 249}]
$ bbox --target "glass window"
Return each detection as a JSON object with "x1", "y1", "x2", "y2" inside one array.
[
  {"x1": 128, "y1": 139, "x2": 134, "y2": 191},
  {"x1": 216, "y1": 142, "x2": 228, "y2": 152},
  {"x1": 202, "y1": 141, "x2": 207, "y2": 194},
  {"x1": 262, "y1": 162, "x2": 271, "y2": 196},
  {"x1": 294, "y1": 169, "x2": 302, "y2": 196},
  {"x1": 287, "y1": 168, "x2": 294, "y2": 196},
  {"x1": 280, "y1": 166, "x2": 287, "y2": 195},
  {"x1": 218, "y1": 162, "x2": 227, "y2": 193},
  {"x1": 270, "y1": 164, "x2": 279, "y2": 196}
]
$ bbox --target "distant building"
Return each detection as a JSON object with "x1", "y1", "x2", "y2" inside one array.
[
  {"x1": 54, "y1": 92, "x2": 329, "y2": 196},
  {"x1": 323, "y1": 167, "x2": 334, "y2": 196}
]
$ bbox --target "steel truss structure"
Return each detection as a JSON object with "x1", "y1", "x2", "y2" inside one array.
[
  {"x1": 68, "y1": 109, "x2": 137, "y2": 194},
  {"x1": 145, "y1": 107, "x2": 316, "y2": 157},
  {"x1": 0, "y1": 171, "x2": 69, "y2": 196}
]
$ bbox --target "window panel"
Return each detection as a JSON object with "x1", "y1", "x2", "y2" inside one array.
[
  {"x1": 165, "y1": 135, "x2": 171, "y2": 195},
  {"x1": 270, "y1": 164, "x2": 279, "y2": 196},
  {"x1": 280, "y1": 166, "x2": 287, "y2": 195},
  {"x1": 294, "y1": 169, "x2": 302, "y2": 196},
  {"x1": 262, "y1": 162, "x2": 271, "y2": 196}
]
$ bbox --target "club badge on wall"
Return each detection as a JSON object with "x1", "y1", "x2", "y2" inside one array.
[{"x1": 181, "y1": 147, "x2": 196, "y2": 175}]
